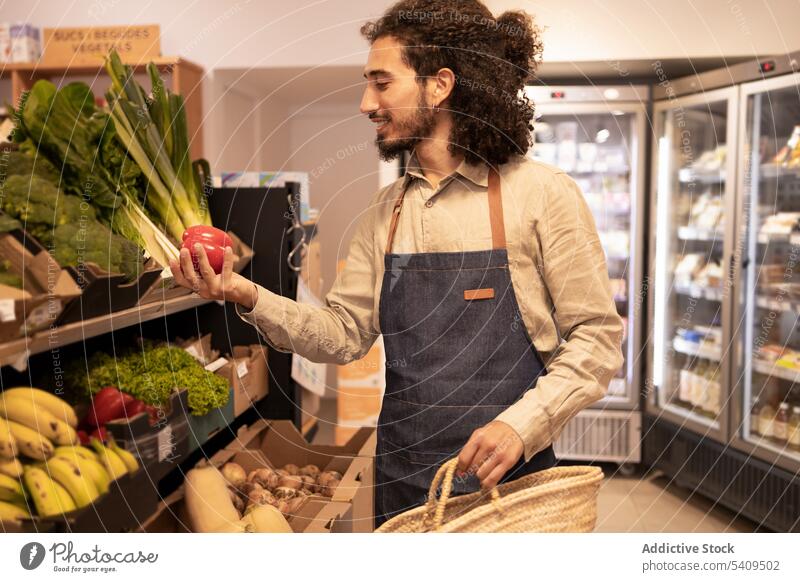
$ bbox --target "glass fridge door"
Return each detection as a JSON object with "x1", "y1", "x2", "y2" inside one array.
[
  {"x1": 649, "y1": 87, "x2": 737, "y2": 439},
  {"x1": 528, "y1": 102, "x2": 645, "y2": 408},
  {"x1": 734, "y1": 72, "x2": 800, "y2": 472}
]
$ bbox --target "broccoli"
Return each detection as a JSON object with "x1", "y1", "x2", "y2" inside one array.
[{"x1": 0, "y1": 173, "x2": 143, "y2": 278}]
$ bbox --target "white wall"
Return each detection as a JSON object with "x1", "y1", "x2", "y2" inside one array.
[{"x1": 5, "y1": 0, "x2": 799, "y2": 69}]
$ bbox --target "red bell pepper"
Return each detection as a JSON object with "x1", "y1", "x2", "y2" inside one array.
[
  {"x1": 90, "y1": 426, "x2": 108, "y2": 443},
  {"x1": 123, "y1": 399, "x2": 148, "y2": 419},
  {"x1": 77, "y1": 430, "x2": 90, "y2": 445},
  {"x1": 86, "y1": 386, "x2": 134, "y2": 427},
  {"x1": 181, "y1": 226, "x2": 233, "y2": 275}
]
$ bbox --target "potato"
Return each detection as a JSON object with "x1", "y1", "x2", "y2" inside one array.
[
  {"x1": 283, "y1": 463, "x2": 300, "y2": 475},
  {"x1": 247, "y1": 468, "x2": 279, "y2": 490},
  {"x1": 298, "y1": 464, "x2": 320, "y2": 479},
  {"x1": 248, "y1": 488, "x2": 277, "y2": 507},
  {"x1": 321, "y1": 478, "x2": 340, "y2": 497},
  {"x1": 274, "y1": 486, "x2": 297, "y2": 499},
  {"x1": 278, "y1": 475, "x2": 303, "y2": 490}
]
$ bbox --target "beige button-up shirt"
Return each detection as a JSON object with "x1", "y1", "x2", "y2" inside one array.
[{"x1": 238, "y1": 154, "x2": 624, "y2": 461}]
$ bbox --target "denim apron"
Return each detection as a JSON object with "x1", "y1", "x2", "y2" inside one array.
[{"x1": 375, "y1": 168, "x2": 556, "y2": 528}]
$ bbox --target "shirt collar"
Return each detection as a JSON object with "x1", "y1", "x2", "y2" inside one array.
[{"x1": 403, "y1": 152, "x2": 489, "y2": 188}]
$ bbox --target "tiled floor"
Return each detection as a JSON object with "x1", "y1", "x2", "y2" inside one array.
[{"x1": 595, "y1": 468, "x2": 762, "y2": 532}]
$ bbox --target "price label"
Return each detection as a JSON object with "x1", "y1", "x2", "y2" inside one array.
[
  {"x1": 236, "y1": 360, "x2": 249, "y2": 379},
  {"x1": 157, "y1": 425, "x2": 174, "y2": 463},
  {"x1": 0, "y1": 299, "x2": 17, "y2": 322}
]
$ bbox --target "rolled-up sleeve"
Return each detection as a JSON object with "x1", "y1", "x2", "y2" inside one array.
[
  {"x1": 236, "y1": 197, "x2": 381, "y2": 365},
  {"x1": 496, "y1": 172, "x2": 625, "y2": 461}
]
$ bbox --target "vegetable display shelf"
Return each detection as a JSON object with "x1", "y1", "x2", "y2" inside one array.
[
  {"x1": 1, "y1": 57, "x2": 205, "y2": 159},
  {"x1": 0, "y1": 294, "x2": 210, "y2": 370}
]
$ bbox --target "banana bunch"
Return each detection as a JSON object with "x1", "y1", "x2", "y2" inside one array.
[{"x1": 0, "y1": 388, "x2": 139, "y2": 524}]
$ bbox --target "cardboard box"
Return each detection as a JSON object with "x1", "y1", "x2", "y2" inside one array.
[
  {"x1": 0, "y1": 231, "x2": 81, "y2": 342},
  {"x1": 137, "y1": 486, "x2": 351, "y2": 533},
  {"x1": 42, "y1": 24, "x2": 160, "y2": 66},
  {"x1": 337, "y1": 335, "x2": 386, "y2": 429},
  {"x1": 227, "y1": 420, "x2": 376, "y2": 532},
  {"x1": 9, "y1": 23, "x2": 40, "y2": 63},
  {"x1": 219, "y1": 344, "x2": 269, "y2": 417}
]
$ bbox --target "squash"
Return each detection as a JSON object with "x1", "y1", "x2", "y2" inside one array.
[{"x1": 185, "y1": 467, "x2": 242, "y2": 533}]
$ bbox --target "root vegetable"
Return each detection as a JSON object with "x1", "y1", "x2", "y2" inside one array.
[
  {"x1": 248, "y1": 488, "x2": 276, "y2": 507},
  {"x1": 278, "y1": 475, "x2": 303, "y2": 490},
  {"x1": 285, "y1": 496, "x2": 306, "y2": 516},
  {"x1": 299, "y1": 476, "x2": 316, "y2": 493},
  {"x1": 317, "y1": 471, "x2": 342, "y2": 488},
  {"x1": 321, "y1": 479, "x2": 340, "y2": 497},
  {"x1": 274, "y1": 469, "x2": 289, "y2": 478},
  {"x1": 221, "y1": 462, "x2": 247, "y2": 486},
  {"x1": 298, "y1": 464, "x2": 320, "y2": 478},
  {"x1": 273, "y1": 486, "x2": 297, "y2": 499},
  {"x1": 248, "y1": 468, "x2": 278, "y2": 489},
  {"x1": 238, "y1": 482, "x2": 263, "y2": 497},
  {"x1": 283, "y1": 463, "x2": 300, "y2": 475}
]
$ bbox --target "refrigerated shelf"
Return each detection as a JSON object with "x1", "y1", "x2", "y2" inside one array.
[
  {"x1": 674, "y1": 285, "x2": 724, "y2": 302},
  {"x1": 752, "y1": 359, "x2": 800, "y2": 384},
  {"x1": 755, "y1": 295, "x2": 800, "y2": 313},
  {"x1": 678, "y1": 168, "x2": 726, "y2": 184},
  {"x1": 677, "y1": 226, "x2": 725, "y2": 241},
  {"x1": 672, "y1": 337, "x2": 723, "y2": 361}
]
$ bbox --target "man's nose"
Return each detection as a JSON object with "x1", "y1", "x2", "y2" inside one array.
[{"x1": 360, "y1": 85, "x2": 378, "y2": 115}]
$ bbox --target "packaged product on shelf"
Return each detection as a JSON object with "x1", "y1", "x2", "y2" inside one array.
[
  {"x1": 703, "y1": 363, "x2": 721, "y2": 417},
  {"x1": 0, "y1": 23, "x2": 10, "y2": 62},
  {"x1": 674, "y1": 254, "x2": 705, "y2": 287},
  {"x1": 678, "y1": 360, "x2": 694, "y2": 406},
  {"x1": 771, "y1": 125, "x2": 800, "y2": 166},
  {"x1": 9, "y1": 23, "x2": 40, "y2": 62},
  {"x1": 759, "y1": 212, "x2": 800, "y2": 235},
  {"x1": 788, "y1": 406, "x2": 800, "y2": 450},
  {"x1": 751, "y1": 398, "x2": 762, "y2": 436},
  {"x1": 758, "y1": 400, "x2": 776, "y2": 439},
  {"x1": 773, "y1": 402, "x2": 790, "y2": 444},
  {"x1": 689, "y1": 359, "x2": 708, "y2": 410}
]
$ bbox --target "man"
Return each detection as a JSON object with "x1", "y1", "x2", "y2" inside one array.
[{"x1": 171, "y1": 0, "x2": 623, "y2": 528}]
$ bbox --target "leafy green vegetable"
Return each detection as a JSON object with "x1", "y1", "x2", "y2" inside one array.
[
  {"x1": 105, "y1": 51, "x2": 212, "y2": 240},
  {"x1": 66, "y1": 342, "x2": 230, "y2": 416},
  {"x1": 11, "y1": 79, "x2": 180, "y2": 268},
  {"x1": 0, "y1": 173, "x2": 143, "y2": 278}
]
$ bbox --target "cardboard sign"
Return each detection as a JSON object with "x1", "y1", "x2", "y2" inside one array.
[{"x1": 42, "y1": 25, "x2": 160, "y2": 66}]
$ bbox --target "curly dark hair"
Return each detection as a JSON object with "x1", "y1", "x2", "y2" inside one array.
[{"x1": 361, "y1": 0, "x2": 543, "y2": 167}]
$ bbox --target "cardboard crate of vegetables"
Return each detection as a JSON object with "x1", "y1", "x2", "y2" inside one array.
[
  {"x1": 221, "y1": 420, "x2": 375, "y2": 532},
  {"x1": 0, "y1": 228, "x2": 81, "y2": 342},
  {"x1": 137, "y1": 479, "x2": 352, "y2": 533}
]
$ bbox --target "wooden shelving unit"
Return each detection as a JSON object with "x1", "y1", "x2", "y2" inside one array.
[
  {"x1": 0, "y1": 294, "x2": 211, "y2": 369},
  {"x1": 1, "y1": 56, "x2": 205, "y2": 158}
]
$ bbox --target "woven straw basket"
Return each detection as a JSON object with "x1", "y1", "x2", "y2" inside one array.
[{"x1": 375, "y1": 458, "x2": 603, "y2": 533}]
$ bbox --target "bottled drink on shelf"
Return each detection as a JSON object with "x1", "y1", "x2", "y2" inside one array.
[
  {"x1": 773, "y1": 402, "x2": 790, "y2": 445},
  {"x1": 789, "y1": 406, "x2": 800, "y2": 451},
  {"x1": 703, "y1": 363, "x2": 721, "y2": 418},
  {"x1": 678, "y1": 358, "x2": 694, "y2": 406},
  {"x1": 759, "y1": 400, "x2": 776, "y2": 440},
  {"x1": 750, "y1": 397, "x2": 761, "y2": 437},
  {"x1": 690, "y1": 359, "x2": 708, "y2": 410}
]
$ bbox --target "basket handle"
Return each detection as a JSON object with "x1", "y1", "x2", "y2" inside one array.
[{"x1": 425, "y1": 458, "x2": 504, "y2": 531}]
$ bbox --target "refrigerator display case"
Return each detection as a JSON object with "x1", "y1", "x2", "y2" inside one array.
[
  {"x1": 525, "y1": 85, "x2": 648, "y2": 467},
  {"x1": 732, "y1": 71, "x2": 800, "y2": 474},
  {"x1": 648, "y1": 86, "x2": 739, "y2": 443},
  {"x1": 646, "y1": 52, "x2": 800, "y2": 532}
]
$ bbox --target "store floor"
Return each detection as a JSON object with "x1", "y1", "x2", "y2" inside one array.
[
  {"x1": 595, "y1": 468, "x2": 763, "y2": 532},
  {"x1": 312, "y1": 397, "x2": 762, "y2": 532}
]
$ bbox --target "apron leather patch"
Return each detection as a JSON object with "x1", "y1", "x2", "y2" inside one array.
[{"x1": 463, "y1": 288, "x2": 495, "y2": 301}]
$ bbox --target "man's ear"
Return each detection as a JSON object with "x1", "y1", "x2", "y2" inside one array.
[{"x1": 431, "y1": 67, "x2": 456, "y2": 108}]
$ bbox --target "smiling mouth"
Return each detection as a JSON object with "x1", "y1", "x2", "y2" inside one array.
[{"x1": 372, "y1": 118, "x2": 390, "y2": 131}]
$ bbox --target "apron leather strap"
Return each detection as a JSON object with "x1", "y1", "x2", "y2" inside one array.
[
  {"x1": 385, "y1": 167, "x2": 505, "y2": 253},
  {"x1": 487, "y1": 167, "x2": 506, "y2": 250}
]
